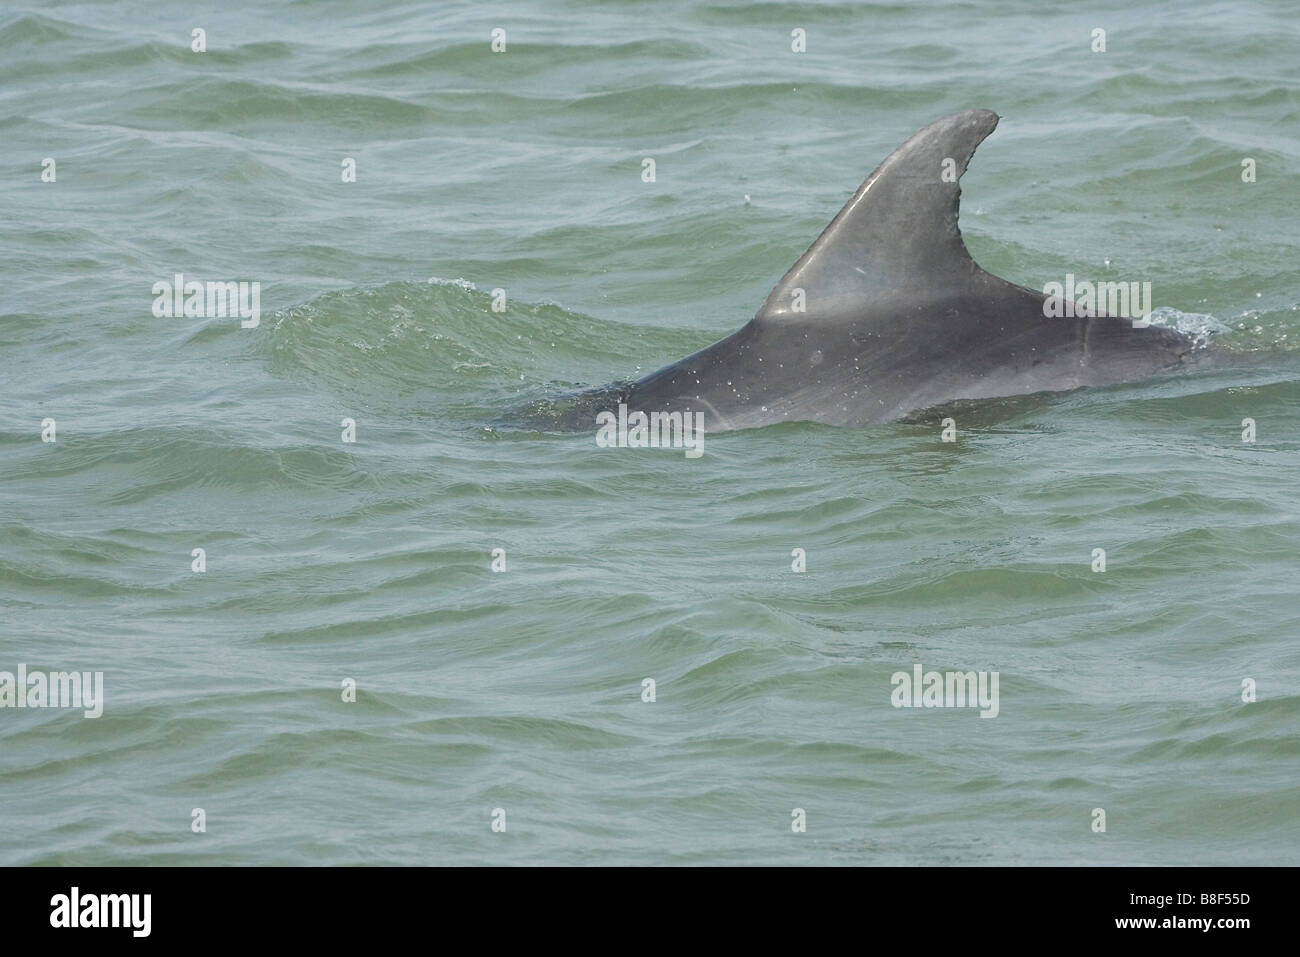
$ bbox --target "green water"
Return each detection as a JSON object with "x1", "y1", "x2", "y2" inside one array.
[{"x1": 1, "y1": 0, "x2": 1298, "y2": 865}]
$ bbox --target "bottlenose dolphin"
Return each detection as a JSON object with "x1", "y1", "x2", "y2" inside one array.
[{"x1": 544, "y1": 109, "x2": 1192, "y2": 431}]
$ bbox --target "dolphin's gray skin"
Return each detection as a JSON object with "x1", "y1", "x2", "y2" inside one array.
[{"x1": 546, "y1": 109, "x2": 1192, "y2": 431}]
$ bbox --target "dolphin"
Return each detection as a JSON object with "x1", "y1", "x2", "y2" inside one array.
[{"x1": 535, "y1": 109, "x2": 1193, "y2": 431}]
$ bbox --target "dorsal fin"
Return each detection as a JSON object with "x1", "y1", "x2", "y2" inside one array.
[{"x1": 757, "y1": 109, "x2": 1000, "y2": 320}]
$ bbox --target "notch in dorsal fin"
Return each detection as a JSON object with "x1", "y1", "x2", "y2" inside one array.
[{"x1": 757, "y1": 109, "x2": 1000, "y2": 320}]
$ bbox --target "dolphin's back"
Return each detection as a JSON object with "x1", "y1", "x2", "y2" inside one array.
[{"x1": 581, "y1": 110, "x2": 1191, "y2": 430}]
